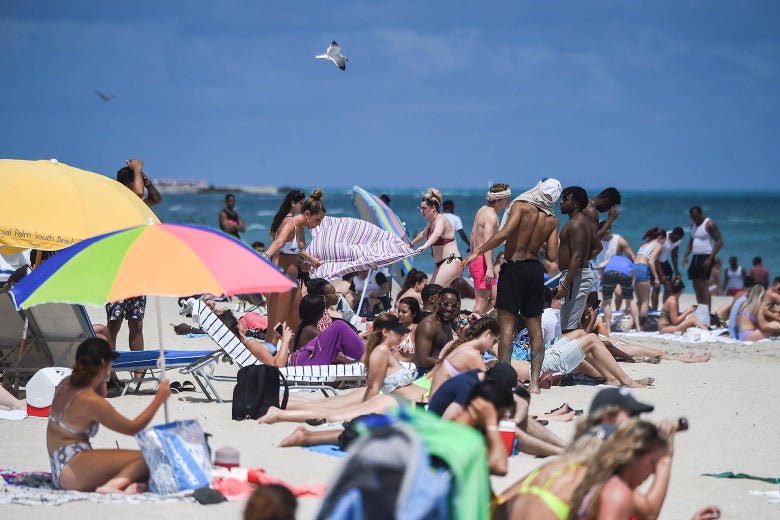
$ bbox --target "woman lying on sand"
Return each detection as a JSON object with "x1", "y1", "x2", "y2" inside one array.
[
  {"x1": 46, "y1": 338, "x2": 170, "y2": 493},
  {"x1": 259, "y1": 314, "x2": 430, "y2": 424},
  {"x1": 581, "y1": 306, "x2": 712, "y2": 364}
]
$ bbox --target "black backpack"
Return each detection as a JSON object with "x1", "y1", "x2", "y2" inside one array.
[{"x1": 231, "y1": 365, "x2": 289, "y2": 420}]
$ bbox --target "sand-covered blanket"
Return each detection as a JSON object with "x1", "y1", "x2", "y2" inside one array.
[
  {"x1": 0, "y1": 470, "x2": 195, "y2": 506},
  {"x1": 612, "y1": 329, "x2": 740, "y2": 344}
]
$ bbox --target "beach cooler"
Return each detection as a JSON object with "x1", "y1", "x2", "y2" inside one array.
[{"x1": 25, "y1": 367, "x2": 72, "y2": 417}]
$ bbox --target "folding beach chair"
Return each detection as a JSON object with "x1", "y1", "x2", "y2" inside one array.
[
  {"x1": 181, "y1": 299, "x2": 367, "y2": 403},
  {"x1": 0, "y1": 291, "x2": 93, "y2": 391}
]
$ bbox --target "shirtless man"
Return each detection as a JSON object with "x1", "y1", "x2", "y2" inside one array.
[
  {"x1": 555, "y1": 187, "x2": 594, "y2": 334},
  {"x1": 584, "y1": 188, "x2": 622, "y2": 261},
  {"x1": 468, "y1": 183, "x2": 512, "y2": 314},
  {"x1": 413, "y1": 288, "x2": 460, "y2": 375},
  {"x1": 462, "y1": 179, "x2": 562, "y2": 394},
  {"x1": 682, "y1": 206, "x2": 723, "y2": 309}
]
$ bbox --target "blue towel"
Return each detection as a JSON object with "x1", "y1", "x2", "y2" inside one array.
[{"x1": 302, "y1": 444, "x2": 346, "y2": 458}]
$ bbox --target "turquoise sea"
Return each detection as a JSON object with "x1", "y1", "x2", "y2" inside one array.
[{"x1": 155, "y1": 189, "x2": 780, "y2": 288}]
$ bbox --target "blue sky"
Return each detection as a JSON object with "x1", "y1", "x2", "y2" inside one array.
[{"x1": 2, "y1": 1, "x2": 778, "y2": 191}]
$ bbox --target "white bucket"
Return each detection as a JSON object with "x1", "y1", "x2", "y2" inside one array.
[{"x1": 26, "y1": 367, "x2": 72, "y2": 417}]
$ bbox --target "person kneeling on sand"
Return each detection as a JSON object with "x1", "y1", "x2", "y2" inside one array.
[{"x1": 46, "y1": 338, "x2": 171, "y2": 493}]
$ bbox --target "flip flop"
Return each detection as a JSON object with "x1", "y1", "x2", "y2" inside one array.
[
  {"x1": 547, "y1": 403, "x2": 569, "y2": 414},
  {"x1": 305, "y1": 418, "x2": 327, "y2": 426},
  {"x1": 181, "y1": 380, "x2": 197, "y2": 391},
  {"x1": 536, "y1": 419, "x2": 549, "y2": 426},
  {"x1": 170, "y1": 381, "x2": 183, "y2": 393}
]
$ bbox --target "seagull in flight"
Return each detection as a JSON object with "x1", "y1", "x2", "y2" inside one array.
[
  {"x1": 315, "y1": 41, "x2": 348, "y2": 71},
  {"x1": 94, "y1": 90, "x2": 115, "y2": 102}
]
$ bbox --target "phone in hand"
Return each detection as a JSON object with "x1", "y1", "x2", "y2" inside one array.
[
  {"x1": 591, "y1": 299, "x2": 601, "y2": 310},
  {"x1": 274, "y1": 322, "x2": 284, "y2": 337}
]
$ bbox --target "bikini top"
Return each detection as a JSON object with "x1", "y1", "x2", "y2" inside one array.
[
  {"x1": 48, "y1": 388, "x2": 99, "y2": 439},
  {"x1": 441, "y1": 343, "x2": 474, "y2": 377},
  {"x1": 518, "y1": 462, "x2": 581, "y2": 520},
  {"x1": 427, "y1": 224, "x2": 454, "y2": 246},
  {"x1": 636, "y1": 241, "x2": 656, "y2": 259},
  {"x1": 381, "y1": 367, "x2": 417, "y2": 394},
  {"x1": 395, "y1": 333, "x2": 415, "y2": 355},
  {"x1": 277, "y1": 216, "x2": 302, "y2": 255}
]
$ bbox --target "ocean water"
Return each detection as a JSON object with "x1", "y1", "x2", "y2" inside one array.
[{"x1": 154, "y1": 189, "x2": 780, "y2": 288}]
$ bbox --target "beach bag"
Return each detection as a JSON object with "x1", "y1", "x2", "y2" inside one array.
[
  {"x1": 317, "y1": 420, "x2": 452, "y2": 520},
  {"x1": 232, "y1": 364, "x2": 289, "y2": 420},
  {"x1": 136, "y1": 419, "x2": 212, "y2": 494}
]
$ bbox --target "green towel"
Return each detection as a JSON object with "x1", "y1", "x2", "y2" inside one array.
[{"x1": 702, "y1": 472, "x2": 780, "y2": 484}]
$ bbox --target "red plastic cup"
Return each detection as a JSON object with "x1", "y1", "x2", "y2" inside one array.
[{"x1": 498, "y1": 420, "x2": 516, "y2": 456}]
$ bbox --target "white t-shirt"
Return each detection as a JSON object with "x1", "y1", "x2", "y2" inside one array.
[
  {"x1": 541, "y1": 308, "x2": 562, "y2": 344},
  {"x1": 658, "y1": 232, "x2": 681, "y2": 263},
  {"x1": 443, "y1": 213, "x2": 463, "y2": 232}
]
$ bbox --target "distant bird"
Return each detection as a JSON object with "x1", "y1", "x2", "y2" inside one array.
[
  {"x1": 315, "y1": 41, "x2": 348, "y2": 71},
  {"x1": 94, "y1": 90, "x2": 115, "y2": 102}
]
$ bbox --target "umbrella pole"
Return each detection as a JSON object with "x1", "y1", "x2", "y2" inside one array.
[
  {"x1": 357, "y1": 269, "x2": 372, "y2": 320},
  {"x1": 155, "y1": 295, "x2": 169, "y2": 423}
]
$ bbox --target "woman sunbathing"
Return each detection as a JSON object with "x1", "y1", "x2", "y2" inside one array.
[
  {"x1": 46, "y1": 338, "x2": 170, "y2": 493},
  {"x1": 259, "y1": 314, "x2": 430, "y2": 425},
  {"x1": 288, "y1": 295, "x2": 365, "y2": 367},
  {"x1": 219, "y1": 311, "x2": 293, "y2": 367},
  {"x1": 658, "y1": 279, "x2": 709, "y2": 334},
  {"x1": 736, "y1": 285, "x2": 779, "y2": 341}
]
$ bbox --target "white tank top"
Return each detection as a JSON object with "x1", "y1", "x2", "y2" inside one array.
[
  {"x1": 600, "y1": 235, "x2": 619, "y2": 265},
  {"x1": 691, "y1": 218, "x2": 713, "y2": 255},
  {"x1": 725, "y1": 266, "x2": 744, "y2": 291},
  {"x1": 353, "y1": 273, "x2": 382, "y2": 295},
  {"x1": 658, "y1": 233, "x2": 679, "y2": 263}
]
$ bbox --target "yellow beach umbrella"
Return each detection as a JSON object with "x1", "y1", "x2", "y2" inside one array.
[{"x1": 0, "y1": 159, "x2": 160, "y2": 250}]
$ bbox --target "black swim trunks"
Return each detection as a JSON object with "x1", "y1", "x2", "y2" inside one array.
[
  {"x1": 495, "y1": 259, "x2": 545, "y2": 318},
  {"x1": 687, "y1": 254, "x2": 712, "y2": 281}
]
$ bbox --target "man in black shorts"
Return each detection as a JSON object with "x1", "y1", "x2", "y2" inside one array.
[
  {"x1": 682, "y1": 206, "x2": 723, "y2": 309},
  {"x1": 462, "y1": 179, "x2": 562, "y2": 394}
]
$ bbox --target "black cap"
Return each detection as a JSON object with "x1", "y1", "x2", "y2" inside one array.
[
  {"x1": 76, "y1": 338, "x2": 119, "y2": 366},
  {"x1": 375, "y1": 315, "x2": 410, "y2": 335},
  {"x1": 486, "y1": 362, "x2": 518, "y2": 390},
  {"x1": 588, "y1": 387, "x2": 654, "y2": 420}
]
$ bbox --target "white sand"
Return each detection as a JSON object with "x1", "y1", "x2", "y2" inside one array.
[{"x1": 3, "y1": 294, "x2": 780, "y2": 519}]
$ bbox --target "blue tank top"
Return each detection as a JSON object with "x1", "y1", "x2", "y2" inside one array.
[{"x1": 604, "y1": 255, "x2": 634, "y2": 276}]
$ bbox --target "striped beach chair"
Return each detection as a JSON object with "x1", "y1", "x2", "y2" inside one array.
[{"x1": 181, "y1": 299, "x2": 367, "y2": 403}]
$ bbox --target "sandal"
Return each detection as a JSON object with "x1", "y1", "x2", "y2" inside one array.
[{"x1": 181, "y1": 380, "x2": 197, "y2": 391}]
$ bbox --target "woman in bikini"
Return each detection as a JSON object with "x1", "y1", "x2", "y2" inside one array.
[
  {"x1": 46, "y1": 338, "x2": 171, "y2": 493},
  {"x1": 429, "y1": 316, "x2": 500, "y2": 397},
  {"x1": 259, "y1": 314, "x2": 428, "y2": 425},
  {"x1": 569, "y1": 419, "x2": 674, "y2": 520},
  {"x1": 736, "y1": 285, "x2": 778, "y2": 342},
  {"x1": 411, "y1": 188, "x2": 463, "y2": 288},
  {"x1": 264, "y1": 189, "x2": 326, "y2": 343},
  {"x1": 393, "y1": 296, "x2": 422, "y2": 363},
  {"x1": 395, "y1": 268, "x2": 428, "y2": 308},
  {"x1": 658, "y1": 279, "x2": 709, "y2": 334}
]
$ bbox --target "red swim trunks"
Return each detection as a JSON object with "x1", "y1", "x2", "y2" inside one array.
[{"x1": 468, "y1": 255, "x2": 496, "y2": 290}]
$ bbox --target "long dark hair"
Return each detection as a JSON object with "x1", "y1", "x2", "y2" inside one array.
[
  {"x1": 294, "y1": 294, "x2": 326, "y2": 349},
  {"x1": 270, "y1": 190, "x2": 306, "y2": 235},
  {"x1": 397, "y1": 296, "x2": 422, "y2": 324},
  {"x1": 396, "y1": 269, "x2": 427, "y2": 302}
]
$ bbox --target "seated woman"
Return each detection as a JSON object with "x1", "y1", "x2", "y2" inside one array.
[
  {"x1": 46, "y1": 338, "x2": 171, "y2": 493},
  {"x1": 220, "y1": 311, "x2": 293, "y2": 366},
  {"x1": 429, "y1": 316, "x2": 500, "y2": 397},
  {"x1": 288, "y1": 295, "x2": 365, "y2": 367},
  {"x1": 392, "y1": 296, "x2": 422, "y2": 363},
  {"x1": 306, "y1": 278, "x2": 341, "y2": 331},
  {"x1": 736, "y1": 285, "x2": 779, "y2": 342},
  {"x1": 395, "y1": 268, "x2": 428, "y2": 308},
  {"x1": 658, "y1": 279, "x2": 709, "y2": 334},
  {"x1": 259, "y1": 314, "x2": 428, "y2": 424},
  {"x1": 569, "y1": 419, "x2": 674, "y2": 520}
]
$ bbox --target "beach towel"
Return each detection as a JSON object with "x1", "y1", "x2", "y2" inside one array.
[
  {"x1": 303, "y1": 444, "x2": 347, "y2": 458},
  {"x1": 703, "y1": 472, "x2": 780, "y2": 484}
]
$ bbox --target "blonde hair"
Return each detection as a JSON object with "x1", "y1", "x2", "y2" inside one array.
[
  {"x1": 301, "y1": 189, "x2": 326, "y2": 216},
  {"x1": 742, "y1": 284, "x2": 765, "y2": 317},
  {"x1": 568, "y1": 419, "x2": 668, "y2": 520},
  {"x1": 421, "y1": 188, "x2": 442, "y2": 210},
  {"x1": 362, "y1": 313, "x2": 399, "y2": 374}
]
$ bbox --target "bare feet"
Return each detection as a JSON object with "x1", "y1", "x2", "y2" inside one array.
[
  {"x1": 257, "y1": 406, "x2": 281, "y2": 424},
  {"x1": 528, "y1": 383, "x2": 540, "y2": 395},
  {"x1": 96, "y1": 481, "x2": 146, "y2": 495},
  {"x1": 671, "y1": 352, "x2": 712, "y2": 363},
  {"x1": 630, "y1": 377, "x2": 655, "y2": 388},
  {"x1": 279, "y1": 425, "x2": 308, "y2": 447},
  {"x1": 540, "y1": 410, "x2": 576, "y2": 422}
]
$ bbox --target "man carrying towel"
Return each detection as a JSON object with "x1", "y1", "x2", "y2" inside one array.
[{"x1": 462, "y1": 178, "x2": 562, "y2": 394}]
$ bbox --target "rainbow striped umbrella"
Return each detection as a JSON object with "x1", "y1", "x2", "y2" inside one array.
[
  {"x1": 351, "y1": 186, "x2": 413, "y2": 279},
  {"x1": 10, "y1": 222, "x2": 296, "y2": 309}
]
